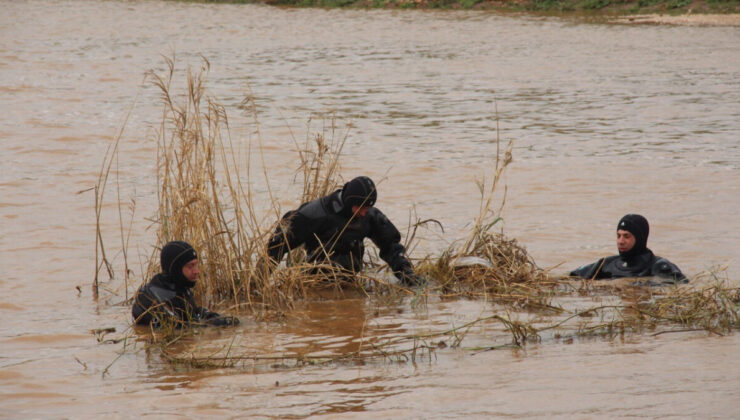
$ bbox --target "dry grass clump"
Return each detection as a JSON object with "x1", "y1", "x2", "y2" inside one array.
[
  {"x1": 443, "y1": 233, "x2": 553, "y2": 289},
  {"x1": 632, "y1": 280, "x2": 740, "y2": 334},
  {"x1": 417, "y1": 234, "x2": 560, "y2": 312},
  {"x1": 538, "y1": 275, "x2": 740, "y2": 341}
]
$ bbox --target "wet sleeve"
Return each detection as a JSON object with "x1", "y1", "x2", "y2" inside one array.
[
  {"x1": 651, "y1": 258, "x2": 688, "y2": 283},
  {"x1": 131, "y1": 289, "x2": 156, "y2": 325},
  {"x1": 204, "y1": 310, "x2": 240, "y2": 326},
  {"x1": 368, "y1": 209, "x2": 413, "y2": 277},
  {"x1": 570, "y1": 258, "x2": 608, "y2": 280},
  {"x1": 194, "y1": 307, "x2": 238, "y2": 326},
  {"x1": 132, "y1": 287, "x2": 178, "y2": 328},
  {"x1": 197, "y1": 307, "x2": 220, "y2": 320},
  {"x1": 172, "y1": 289, "x2": 239, "y2": 326},
  {"x1": 206, "y1": 316, "x2": 240, "y2": 326},
  {"x1": 266, "y1": 210, "x2": 313, "y2": 263}
]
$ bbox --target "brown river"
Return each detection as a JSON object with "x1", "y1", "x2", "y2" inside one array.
[{"x1": 2, "y1": 0, "x2": 739, "y2": 418}]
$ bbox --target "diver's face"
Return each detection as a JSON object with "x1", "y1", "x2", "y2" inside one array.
[
  {"x1": 617, "y1": 230, "x2": 636, "y2": 253},
  {"x1": 182, "y1": 258, "x2": 200, "y2": 282},
  {"x1": 352, "y1": 205, "x2": 371, "y2": 218}
]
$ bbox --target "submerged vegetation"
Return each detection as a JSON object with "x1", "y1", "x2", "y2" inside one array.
[
  {"x1": 184, "y1": 0, "x2": 740, "y2": 15},
  {"x1": 94, "y1": 57, "x2": 739, "y2": 371}
]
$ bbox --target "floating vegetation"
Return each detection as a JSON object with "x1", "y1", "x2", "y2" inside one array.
[
  {"x1": 152, "y1": 311, "x2": 534, "y2": 369},
  {"x1": 418, "y1": 233, "x2": 562, "y2": 311},
  {"x1": 93, "y1": 56, "x2": 739, "y2": 372},
  {"x1": 147, "y1": 276, "x2": 739, "y2": 370},
  {"x1": 632, "y1": 278, "x2": 740, "y2": 334}
]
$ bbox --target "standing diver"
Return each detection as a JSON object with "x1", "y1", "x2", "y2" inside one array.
[
  {"x1": 264, "y1": 176, "x2": 424, "y2": 286},
  {"x1": 132, "y1": 240, "x2": 240, "y2": 327},
  {"x1": 570, "y1": 214, "x2": 687, "y2": 283}
]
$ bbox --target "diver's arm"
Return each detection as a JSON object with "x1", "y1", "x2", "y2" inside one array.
[
  {"x1": 266, "y1": 210, "x2": 314, "y2": 263},
  {"x1": 197, "y1": 306, "x2": 240, "y2": 326},
  {"x1": 369, "y1": 209, "x2": 423, "y2": 285},
  {"x1": 570, "y1": 258, "x2": 609, "y2": 280},
  {"x1": 651, "y1": 257, "x2": 688, "y2": 283}
]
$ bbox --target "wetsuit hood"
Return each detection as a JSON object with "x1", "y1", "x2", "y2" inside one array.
[
  {"x1": 161, "y1": 240, "x2": 198, "y2": 289},
  {"x1": 617, "y1": 214, "x2": 649, "y2": 259},
  {"x1": 342, "y1": 176, "x2": 377, "y2": 209}
]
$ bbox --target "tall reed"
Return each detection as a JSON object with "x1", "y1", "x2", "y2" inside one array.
[{"x1": 147, "y1": 56, "x2": 257, "y2": 309}]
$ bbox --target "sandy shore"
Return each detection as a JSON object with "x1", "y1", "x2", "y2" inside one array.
[{"x1": 612, "y1": 13, "x2": 740, "y2": 26}]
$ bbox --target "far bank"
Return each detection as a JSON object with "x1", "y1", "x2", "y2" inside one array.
[{"x1": 191, "y1": 0, "x2": 739, "y2": 18}]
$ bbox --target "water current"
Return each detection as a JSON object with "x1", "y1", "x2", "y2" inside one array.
[{"x1": 1, "y1": 0, "x2": 739, "y2": 418}]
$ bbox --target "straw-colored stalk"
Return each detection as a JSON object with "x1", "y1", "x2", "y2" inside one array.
[{"x1": 148, "y1": 56, "x2": 257, "y2": 311}]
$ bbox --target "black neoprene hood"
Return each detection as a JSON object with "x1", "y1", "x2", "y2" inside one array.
[
  {"x1": 160, "y1": 240, "x2": 198, "y2": 288},
  {"x1": 341, "y1": 176, "x2": 377, "y2": 208},
  {"x1": 617, "y1": 214, "x2": 649, "y2": 258}
]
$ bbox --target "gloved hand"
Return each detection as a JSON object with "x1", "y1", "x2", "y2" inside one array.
[
  {"x1": 207, "y1": 316, "x2": 240, "y2": 327},
  {"x1": 398, "y1": 267, "x2": 427, "y2": 287}
]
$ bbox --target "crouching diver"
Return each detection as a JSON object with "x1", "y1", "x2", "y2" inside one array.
[
  {"x1": 132, "y1": 240, "x2": 240, "y2": 327},
  {"x1": 264, "y1": 176, "x2": 425, "y2": 286},
  {"x1": 570, "y1": 214, "x2": 687, "y2": 283}
]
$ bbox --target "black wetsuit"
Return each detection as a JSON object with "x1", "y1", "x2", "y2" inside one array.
[
  {"x1": 132, "y1": 274, "x2": 230, "y2": 327},
  {"x1": 570, "y1": 249, "x2": 687, "y2": 283},
  {"x1": 267, "y1": 189, "x2": 415, "y2": 281}
]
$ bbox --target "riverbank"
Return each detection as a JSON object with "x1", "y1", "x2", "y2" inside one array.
[
  {"x1": 200, "y1": 0, "x2": 739, "y2": 20},
  {"x1": 610, "y1": 12, "x2": 740, "y2": 24}
]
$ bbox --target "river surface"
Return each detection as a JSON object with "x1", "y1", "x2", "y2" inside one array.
[{"x1": 1, "y1": 0, "x2": 739, "y2": 418}]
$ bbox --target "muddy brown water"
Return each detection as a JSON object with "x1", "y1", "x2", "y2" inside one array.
[{"x1": 2, "y1": 1, "x2": 739, "y2": 418}]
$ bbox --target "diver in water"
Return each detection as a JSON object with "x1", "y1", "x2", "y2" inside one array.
[
  {"x1": 570, "y1": 214, "x2": 687, "y2": 283},
  {"x1": 264, "y1": 176, "x2": 424, "y2": 286},
  {"x1": 132, "y1": 240, "x2": 240, "y2": 327}
]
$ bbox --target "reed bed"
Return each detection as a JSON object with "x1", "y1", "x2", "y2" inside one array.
[
  {"x1": 96, "y1": 57, "x2": 405, "y2": 317},
  {"x1": 94, "y1": 57, "x2": 738, "y2": 370}
]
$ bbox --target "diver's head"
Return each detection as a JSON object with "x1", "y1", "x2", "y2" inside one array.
[
  {"x1": 616, "y1": 214, "x2": 649, "y2": 258},
  {"x1": 341, "y1": 176, "x2": 377, "y2": 217},
  {"x1": 161, "y1": 240, "x2": 199, "y2": 288}
]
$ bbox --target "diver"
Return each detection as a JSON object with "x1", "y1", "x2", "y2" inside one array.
[
  {"x1": 263, "y1": 176, "x2": 424, "y2": 286},
  {"x1": 570, "y1": 214, "x2": 687, "y2": 283},
  {"x1": 132, "y1": 240, "x2": 240, "y2": 327}
]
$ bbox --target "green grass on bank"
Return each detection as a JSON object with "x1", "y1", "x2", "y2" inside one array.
[{"x1": 190, "y1": 0, "x2": 739, "y2": 14}]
